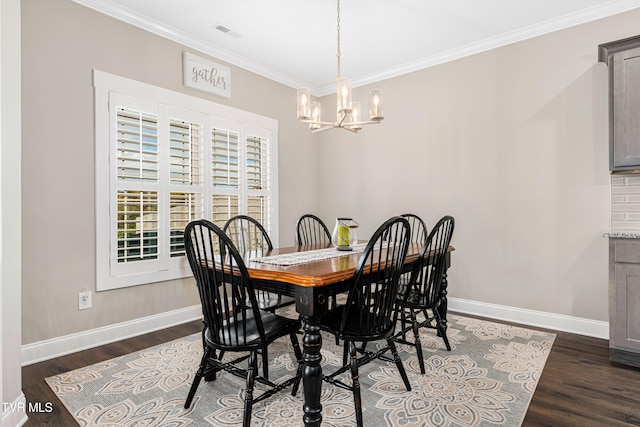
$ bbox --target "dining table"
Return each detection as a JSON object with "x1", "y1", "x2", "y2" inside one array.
[{"x1": 243, "y1": 241, "x2": 454, "y2": 427}]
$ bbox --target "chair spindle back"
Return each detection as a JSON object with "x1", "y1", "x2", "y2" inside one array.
[
  {"x1": 340, "y1": 216, "x2": 410, "y2": 338},
  {"x1": 184, "y1": 219, "x2": 265, "y2": 349}
]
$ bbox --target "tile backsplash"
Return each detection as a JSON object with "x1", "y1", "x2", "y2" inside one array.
[{"x1": 611, "y1": 174, "x2": 640, "y2": 232}]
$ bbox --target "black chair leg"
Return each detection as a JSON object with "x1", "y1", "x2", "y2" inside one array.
[
  {"x1": 261, "y1": 345, "x2": 269, "y2": 380},
  {"x1": 434, "y1": 310, "x2": 452, "y2": 351},
  {"x1": 348, "y1": 341, "x2": 364, "y2": 427},
  {"x1": 401, "y1": 309, "x2": 408, "y2": 341},
  {"x1": 243, "y1": 351, "x2": 257, "y2": 427},
  {"x1": 204, "y1": 349, "x2": 218, "y2": 382},
  {"x1": 185, "y1": 346, "x2": 212, "y2": 408},
  {"x1": 387, "y1": 338, "x2": 412, "y2": 392},
  {"x1": 409, "y1": 309, "x2": 426, "y2": 374},
  {"x1": 342, "y1": 341, "x2": 349, "y2": 366},
  {"x1": 290, "y1": 332, "x2": 304, "y2": 396}
]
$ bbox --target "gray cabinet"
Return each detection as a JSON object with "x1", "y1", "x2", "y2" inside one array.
[
  {"x1": 599, "y1": 35, "x2": 640, "y2": 171},
  {"x1": 609, "y1": 238, "x2": 640, "y2": 367}
]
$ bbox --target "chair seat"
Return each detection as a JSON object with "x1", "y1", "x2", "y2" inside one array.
[
  {"x1": 397, "y1": 287, "x2": 441, "y2": 310},
  {"x1": 319, "y1": 305, "x2": 395, "y2": 342},
  {"x1": 206, "y1": 309, "x2": 301, "y2": 349}
]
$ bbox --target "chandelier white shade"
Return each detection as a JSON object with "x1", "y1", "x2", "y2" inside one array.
[{"x1": 297, "y1": 0, "x2": 384, "y2": 133}]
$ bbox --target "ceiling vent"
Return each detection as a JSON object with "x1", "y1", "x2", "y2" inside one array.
[{"x1": 214, "y1": 24, "x2": 241, "y2": 38}]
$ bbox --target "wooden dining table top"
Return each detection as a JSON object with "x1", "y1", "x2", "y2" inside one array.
[{"x1": 243, "y1": 242, "x2": 454, "y2": 288}]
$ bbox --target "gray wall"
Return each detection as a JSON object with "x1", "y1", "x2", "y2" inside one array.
[
  {"x1": 315, "y1": 12, "x2": 640, "y2": 321},
  {"x1": 21, "y1": 0, "x2": 640, "y2": 345},
  {"x1": 21, "y1": 0, "x2": 317, "y2": 344}
]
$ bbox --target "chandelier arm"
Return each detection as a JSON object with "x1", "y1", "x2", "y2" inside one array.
[
  {"x1": 312, "y1": 125, "x2": 339, "y2": 134},
  {"x1": 340, "y1": 126, "x2": 359, "y2": 133},
  {"x1": 299, "y1": 119, "x2": 336, "y2": 126},
  {"x1": 311, "y1": 125, "x2": 359, "y2": 134},
  {"x1": 349, "y1": 119, "x2": 384, "y2": 126}
]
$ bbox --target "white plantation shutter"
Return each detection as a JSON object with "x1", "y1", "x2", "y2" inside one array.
[
  {"x1": 114, "y1": 105, "x2": 161, "y2": 265},
  {"x1": 95, "y1": 71, "x2": 278, "y2": 290},
  {"x1": 168, "y1": 118, "x2": 204, "y2": 258},
  {"x1": 170, "y1": 192, "x2": 203, "y2": 257},
  {"x1": 117, "y1": 190, "x2": 159, "y2": 263},
  {"x1": 210, "y1": 127, "x2": 241, "y2": 230},
  {"x1": 246, "y1": 134, "x2": 271, "y2": 231},
  {"x1": 116, "y1": 108, "x2": 158, "y2": 182},
  {"x1": 246, "y1": 135, "x2": 266, "y2": 190},
  {"x1": 170, "y1": 119, "x2": 202, "y2": 186},
  {"x1": 212, "y1": 128, "x2": 239, "y2": 189},
  {"x1": 247, "y1": 196, "x2": 268, "y2": 224},
  {"x1": 212, "y1": 195, "x2": 239, "y2": 229},
  {"x1": 110, "y1": 97, "x2": 164, "y2": 279},
  {"x1": 208, "y1": 128, "x2": 273, "y2": 236}
]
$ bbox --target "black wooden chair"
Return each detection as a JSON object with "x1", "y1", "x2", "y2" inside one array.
[
  {"x1": 394, "y1": 215, "x2": 455, "y2": 374},
  {"x1": 319, "y1": 216, "x2": 412, "y2": 427},
  {"x1": 183, "y1": 220, "x2": 303, "y2": 426},
  {"x1": 401, "y1": 213, "x2": 428, "y2": 244},
  {"x1": 296, "y1": 213, "x2": 332, "y2": 247},
  {"x1": 295, "y1": 213, "x2": 339, "y2": 308},
  {"x1": 224, "y1": 215, "x2": 296, "y2": 312},
  {"x1": 399, "y1": 213, "x2": 428, "y2": 286}
]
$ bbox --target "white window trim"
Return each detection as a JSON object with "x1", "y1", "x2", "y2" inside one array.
[{"x1": 93, "y1": 70, "x2": 279, "y2": 291}]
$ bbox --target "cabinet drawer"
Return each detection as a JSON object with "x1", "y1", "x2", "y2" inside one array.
[{"x1": 614, "y1": 239, "x2": 640, "y2": 263}]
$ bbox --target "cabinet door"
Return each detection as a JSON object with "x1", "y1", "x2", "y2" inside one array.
[
  {"x1": 611, "y1": 262, "x2": 640, "y2": 352},
  {"x1": 612, "y1": 46, "x2": 640, "y2": 169}
]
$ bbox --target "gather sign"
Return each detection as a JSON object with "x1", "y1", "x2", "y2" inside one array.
[{"x1": 183, "y1": 51, "x2": 231, "y2": 98}]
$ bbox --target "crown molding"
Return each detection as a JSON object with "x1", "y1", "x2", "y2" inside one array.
[
  {"x1": 74, "y1": 0, "x2": 640, "y2": 95},
  {"x1": 71, "y1": 0, "x2": 309, "y2": 90},
  {"x1": 318, "y1": 0, "x2": 640, "y2": 95}
]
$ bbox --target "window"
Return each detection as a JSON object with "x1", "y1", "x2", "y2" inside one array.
[{"x1": 94, "y1": 70, "x2": 278, "y2": 290}]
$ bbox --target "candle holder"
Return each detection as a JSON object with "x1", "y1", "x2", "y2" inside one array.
[
  {"x1": 369, "y1": 89, "x2": 384, "y2": 121},
  {"x1": 332, "y1": 218, "x2": 359, "y2": 251}
]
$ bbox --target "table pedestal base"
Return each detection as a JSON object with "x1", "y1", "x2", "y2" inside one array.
[{"x1": 302, "y1": 316, "x2": 323, "y2": 427}]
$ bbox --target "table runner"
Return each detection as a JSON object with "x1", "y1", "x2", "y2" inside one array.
[{"x1": 251, "y1": 243, "x2": 368, "y2": 266}]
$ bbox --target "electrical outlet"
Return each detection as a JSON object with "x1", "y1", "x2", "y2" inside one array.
[{"x1": 78, "y1": 291, "x2": 92, "y2": 310}]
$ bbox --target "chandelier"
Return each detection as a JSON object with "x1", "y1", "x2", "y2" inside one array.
[{"x1": 296, "y1": 0, "x2": 384, "y2": 133}]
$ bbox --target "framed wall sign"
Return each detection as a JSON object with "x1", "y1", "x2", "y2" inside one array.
[{"x1": 183, "y1": 51, "x2": 231, "y2": 98}]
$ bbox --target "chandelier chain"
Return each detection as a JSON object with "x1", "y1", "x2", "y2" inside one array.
[{"x1": 336, "y1": 0, "x2": 341, "y2": 78}]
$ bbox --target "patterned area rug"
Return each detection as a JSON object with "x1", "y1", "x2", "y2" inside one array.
[{"x1": 47, "y1": 314, "x2": 555, "y2": 426}]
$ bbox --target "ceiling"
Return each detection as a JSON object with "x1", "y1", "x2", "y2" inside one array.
[{"x1": 74, "y1": 0, "x2": 640, "y2": 95}]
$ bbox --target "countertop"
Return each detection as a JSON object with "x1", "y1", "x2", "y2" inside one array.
[{"x1": 604, "y1": 231, "x2": 640, "y2": 239}]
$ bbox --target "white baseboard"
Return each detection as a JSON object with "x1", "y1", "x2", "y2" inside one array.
[
  {"x1": 21, "y1": 305, "x2": 202, "y2": 366},
  {"x1": 448, "y1": 297, "x2": 609, "y2": 339},
  {"x1": 1, "y1": 393, "x2": 28, "y2": 427},
  {"x1": 20, "y1": 299, "x2": 609, "y2": 367}
]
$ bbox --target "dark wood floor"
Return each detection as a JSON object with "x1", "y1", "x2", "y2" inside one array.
[{"x1": 21, "y1": 314, "x2": 640, "y2": 426}]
